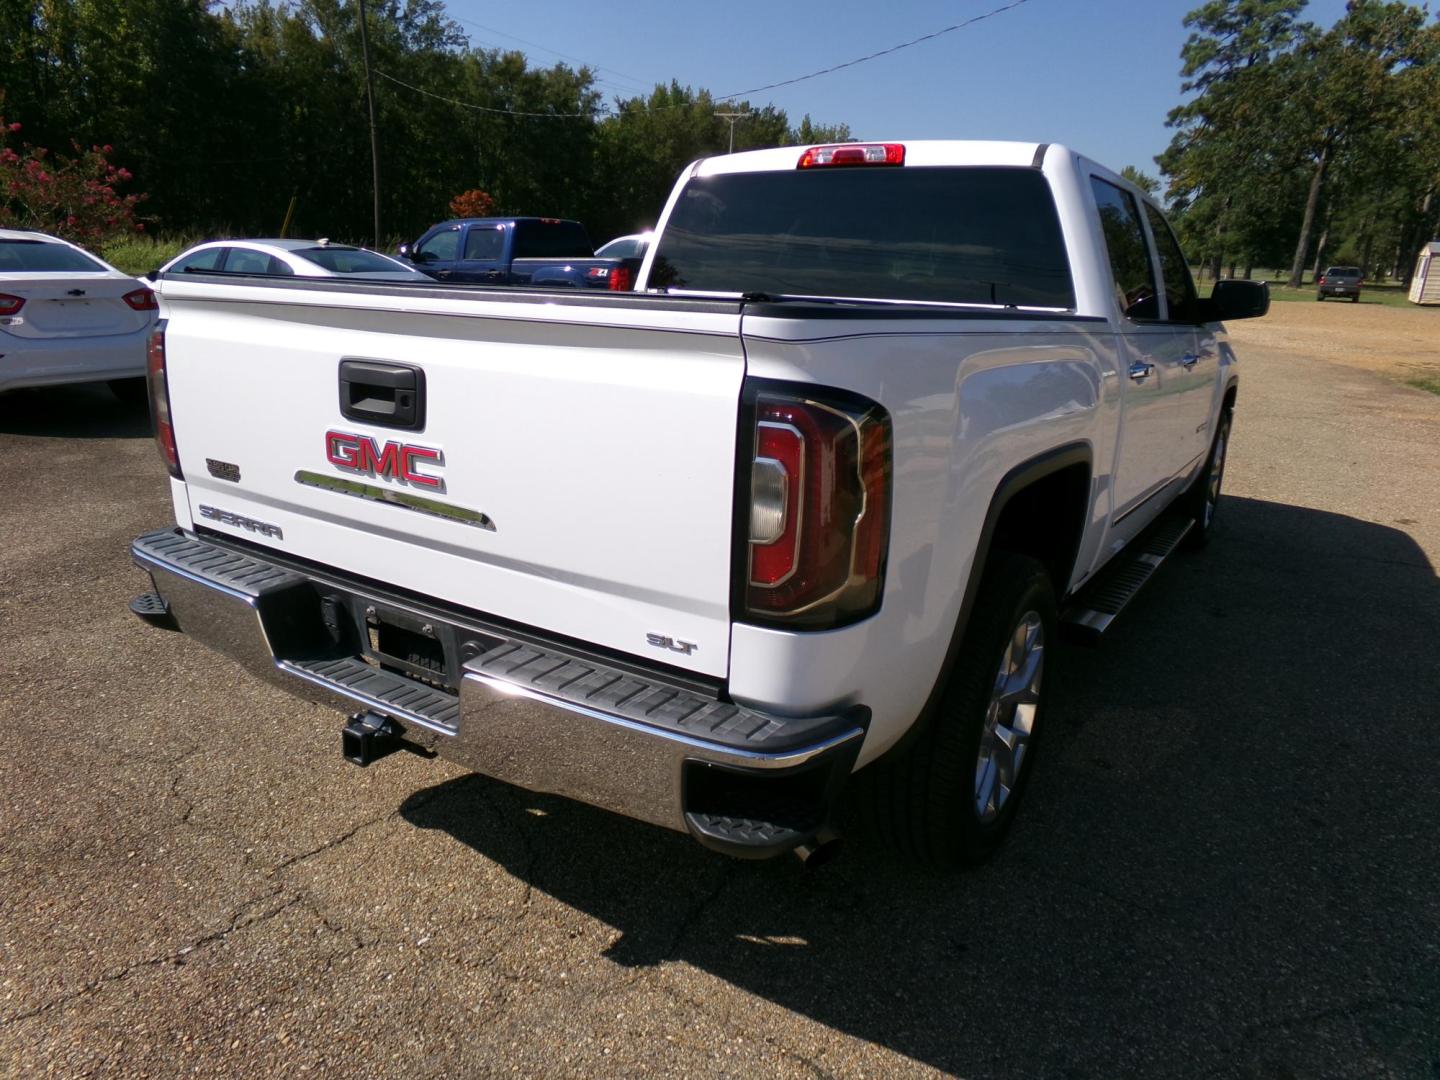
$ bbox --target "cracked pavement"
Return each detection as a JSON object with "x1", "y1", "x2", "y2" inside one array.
[{"x1": 1, "y1": 329, "x2": 1438, "y2": 1078}]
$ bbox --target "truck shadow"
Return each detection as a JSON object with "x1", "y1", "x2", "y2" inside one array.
[
  {"x1": 0, "y1": 383, "x2": 151, "y2": 438},
  {"x1": 399, "y1": 495, "x2": 1440, "y2": 1077}
]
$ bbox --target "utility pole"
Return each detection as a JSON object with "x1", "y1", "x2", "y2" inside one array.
[
  {"x1": 356, "y1": 0, "x2": 381, "y2": 248},
  {"x1": 716, "y1": 110, "x2": 748, "y2": 154}
]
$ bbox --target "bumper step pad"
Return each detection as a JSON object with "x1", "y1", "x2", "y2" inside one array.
[
  {"x1": 466, "y1": 640, "x2": 851, "y2": 753},
  {"x1": 128, "y1": 591, "x2": 179, "y2": 631},
  {"x1": 283, "y1": 657, "x2": 460, "y2": 732}
]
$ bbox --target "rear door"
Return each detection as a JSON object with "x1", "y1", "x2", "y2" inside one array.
[
  {"x1": 159, "y1": 282, "x2": 746, "y2": 677},
  {"x1": 448, "y1": 224, "x2": 507, "y2": 284},
  {"x1": 1090, "y1": 177, "x2": 1191, "y2": 534}
]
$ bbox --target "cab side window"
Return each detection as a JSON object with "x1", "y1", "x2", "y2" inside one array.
[
  {"x1": 463, "y1": 227, "x2": 505, "y2": 261},
  {"x1": 416, "y1": 228, "x2": 461, "y2": 262},
  {"x1": 224, "y1": 248, "x2": 273, "y2": 274},
  {"x1": 1143, "y1": 203, "x2": 1200, "y2": 323},
  {"x1": 172, "y1": 248, "x2": 225, "y2": 273},
  {"x1": 1090, "y1": 178, "x2": 1158, "y2": 321}
]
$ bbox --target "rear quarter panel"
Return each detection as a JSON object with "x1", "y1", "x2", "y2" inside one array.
[{"x1": 733, "y1": 313, "x2": 1121, "y2": 763}]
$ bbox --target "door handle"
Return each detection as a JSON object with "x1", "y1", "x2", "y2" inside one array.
[
  {"x1": 433, "y1": 269, "x2": 452, "y2": 279},
  {"x1": 1129, "y1": 361, "x2": 1155, "y2": 381},
  {"x1": 1180, "y1": 353, "x2": 1199, "y2": 369},
  {"x1": 338, "y1": 359, "x2": 426, "y2": 430}
]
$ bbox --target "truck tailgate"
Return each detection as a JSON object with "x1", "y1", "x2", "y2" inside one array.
[{"x1": 159, "y1": 281, "x2": 744, "y2": 677}]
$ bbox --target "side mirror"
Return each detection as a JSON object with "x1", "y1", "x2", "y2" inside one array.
[
  {"x1": 144, "y1": 269, "x2": 159, "y2": 282},
  {"x1": 397, "y1": 243, "x2": 413, "y2": 260},
  {"x1": 1198, "y1": 278, "x2": 1270, "y2": 322}
]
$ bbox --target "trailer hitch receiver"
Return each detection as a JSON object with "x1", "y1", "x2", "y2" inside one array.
[{"x1": 341, "y1": 712, "x2": 402, "y2": 767}]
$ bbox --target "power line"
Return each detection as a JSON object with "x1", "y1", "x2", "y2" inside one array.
[
  {"x1": 445, "y1": 14, "x2": 654, "y2": 94},
  {"x1": 377, "y1": 0, "x2": 1037, "y2": 122},
  {"x1": 375, "y1": 70, "x2": 598, "y2": 118},
  {"x1": 714, "y1": 0, "x2": 1034, "y2": 101}
]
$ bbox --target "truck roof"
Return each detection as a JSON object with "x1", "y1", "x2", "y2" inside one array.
[
  {"x1": 693, "y1": 140, "x2": 1065, "y2": 176},
  {"x1": 427, "y1": 217, "x2": 582, "y2": 229}
]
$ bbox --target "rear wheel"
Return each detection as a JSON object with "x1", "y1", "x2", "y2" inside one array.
[
  {"x1": 864, "y1": 552, "x2": 1056, "y2": 865},
  {"x1": 1315, "y1": 293, "x2": 1324, "y2": 301},
  {"x1": 108, "y1": 377, "x2": 148, "y2": 409}
]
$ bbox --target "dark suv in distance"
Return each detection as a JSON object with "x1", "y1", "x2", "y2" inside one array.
[{"x1": 1316, "y1": 266, "x2": 1363, "y2": 302}]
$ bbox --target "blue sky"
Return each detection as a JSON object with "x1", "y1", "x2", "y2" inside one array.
[{"x1": 442, "y1": 0, "x2": 1354, "y2": 177}]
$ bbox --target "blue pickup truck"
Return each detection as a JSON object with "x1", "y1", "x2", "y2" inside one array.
[{"x1": 397, "y1": 217, "x2": 641, "y2": 290}]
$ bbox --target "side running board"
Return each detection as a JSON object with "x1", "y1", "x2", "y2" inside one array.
[{"x1": 1061, "y1": 514, "x2": 1193, "y2": 644}]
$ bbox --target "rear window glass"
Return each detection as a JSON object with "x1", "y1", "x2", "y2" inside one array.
[
  {"x1": 172, "y1": 248, "x2": 225, "y2": 273},
  {"x1": 298, "y1": 247, "x2": 402, "y2": 274},
  {"x1": 1325, "y1": 266, "x2": 1361, "y2": 276},
  {"x1": 649, "y1": 166, "x2": 1075, "y2": 309},
  {"x1": 0, "y1": 239, "x2": 108, "y2": 273},
  {"x1": 1091, "y1": 177, "x2": 1159, "y2": 320},
  {"x1": 463, "y1": 227, "x2": 505, "y2": 261},
  {"x1": 223, "y1": 248, "x2": 274, "y2": 275},
  {"x1": 513, "y1": 221, "x2": 594, "y2": 260}
]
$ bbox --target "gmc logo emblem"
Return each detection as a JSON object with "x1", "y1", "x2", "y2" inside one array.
[{"x1": 325, "y1": 430, "x2": 444, "y2": 492}]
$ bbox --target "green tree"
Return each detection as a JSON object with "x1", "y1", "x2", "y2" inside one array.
[
  {"x1": 787, "y1": 115, "x2": 854, "y2": 145},
  {"x1": 1278, "y1": 1, "x2": 1433, "y2": 286},
  {"x1": 1160, "y1": 0, "x2": 1310, "y2": 278},
  {"x1": 1120, "y1": 166, "x2": 1161, "y2": 195}
]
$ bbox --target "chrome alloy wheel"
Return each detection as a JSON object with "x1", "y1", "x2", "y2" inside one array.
[
  {"x1": 974, "y1": 611, "x2": 1045, "y2": 822},
  {"x1": 1204, "y1": 421, "x2": 1230, "y2": 528}
]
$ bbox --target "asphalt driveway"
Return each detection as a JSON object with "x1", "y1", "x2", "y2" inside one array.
[{"x1": 1, "y1": 336, "x2": 1437, "y2": 1078}]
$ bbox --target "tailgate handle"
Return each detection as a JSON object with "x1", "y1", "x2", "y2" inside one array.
[{"x1": 338, "y1": 359, "x2": 426, "y2": 430}]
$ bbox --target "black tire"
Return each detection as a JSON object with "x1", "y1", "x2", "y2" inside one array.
[
  {"x1": 1182, "y1": 408, "x2": 1232, "y2": 549},
  {"x1": 108, "y1": 377, "x2": 149, "y2": 409},
  {"x1": 1351, "y1": 294, "x2": 1359, "y2": 303},
  {"x1": 1315, "y1": 293, "x2": 1324, "y2": 301},
  {"x1": 862, "y1": 552, "x2": 1057, "y2": 866}
]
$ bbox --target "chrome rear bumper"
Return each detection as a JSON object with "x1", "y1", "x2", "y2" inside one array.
[{"x1": 132, "y1": 528, "x2": 865, "y2": 857}]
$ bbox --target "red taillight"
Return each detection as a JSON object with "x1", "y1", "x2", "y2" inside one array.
[
  {"x1": 0, "y1": 293, "x2": 25, "y2": 317},
  {"x1": 797, "y1": 143, "x2": 905, "y2": 169},
  {"x1": 1318, "y1": 276, "x2": 1326, "y2": 284},
  {"x1": 586, "y1": 266, "x2": 633, "y2": 291},
  {"x1": 123, "y1": 286, "x2": 158, "y2": 311},
  {"x1": 147, "y1": 322, "x2": 182, "y2": 480},
  {"x1": 741, "y1": 384, "x2": 891, "y2": 629}
]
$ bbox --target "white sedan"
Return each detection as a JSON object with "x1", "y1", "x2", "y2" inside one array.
[
  {"x1": 594, "y1": 231, "x2": 653, "y2": 259},
  {"x1": 0, "y1": 229, "x2": 158, "y2": 401},
  {"x1": 156, "y1": 239, "x2": 430, "y2": 282}
]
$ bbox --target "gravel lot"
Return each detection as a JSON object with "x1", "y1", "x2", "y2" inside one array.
[
  {"x1": 2, "y1": 325, "x2": 1438, "y2": 1078},
  {"x1": 1236, "y1": 294, "x2": 1440, "y2": 386}
]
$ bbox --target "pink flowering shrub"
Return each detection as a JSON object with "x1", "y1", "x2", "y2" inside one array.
[{"x1": 0, "y1": 119, "x2": 146, "y2": 244}]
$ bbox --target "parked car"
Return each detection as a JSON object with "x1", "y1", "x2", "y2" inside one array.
[
  {"x1": 397, "y1": 217, "x2": 642, "y2": 289},
  {"x1": 156, "y1": 239, "x2": 429, "y2": 282},
  {"x1": 1316, "y1": 265, "x2": 1363, "y2": 302},
  {"x1": 595, "y1": 231, "x2": 653, "y2": 260},
  {"x1": 129, "y1": 140, "x2": 1268, "y2": 867},
  {"x1": 0, "y1": 229, "x2": 157, "y2": 403}
]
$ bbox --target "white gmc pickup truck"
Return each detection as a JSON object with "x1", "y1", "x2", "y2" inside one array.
[{"x1": 130, "y1": 141, "x2": 1268, "y2": 866}]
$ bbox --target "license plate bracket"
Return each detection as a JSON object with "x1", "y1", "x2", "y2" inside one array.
[{"x1": 362, "y1": 603, "x2": 457, "y2": 691}]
